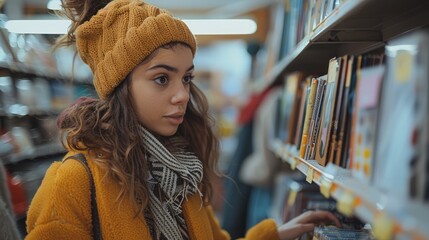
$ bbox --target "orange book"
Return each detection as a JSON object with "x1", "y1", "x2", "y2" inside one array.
[
  {"x1": 299, "y1": 78, "x2": 318, "y2": 158},
  {"x1": 294, "y1": 79, "x2": 310, "y2": 148}
]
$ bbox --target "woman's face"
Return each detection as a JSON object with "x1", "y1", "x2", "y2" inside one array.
[{"x1": 129, "y1": 45, "x2": 194, "y2": 137}]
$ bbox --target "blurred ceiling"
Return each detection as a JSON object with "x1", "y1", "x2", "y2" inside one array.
[{"x1": 3, "y1": 0, "x2": 277, "y2": 45}]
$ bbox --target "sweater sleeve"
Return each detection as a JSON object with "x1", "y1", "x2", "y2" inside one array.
[
  {"x1": 205, "y1": 204, "x2": 280, "y2": 240},
  {"x1": 238, "y1": 219, "x2": 280, "y2": 240},
  {"x1": 26, "y1": 160, "x2": 93, "y2": 240},
  {"x1": 205, "y1": 205, "x2": 230, "y2": 240}
]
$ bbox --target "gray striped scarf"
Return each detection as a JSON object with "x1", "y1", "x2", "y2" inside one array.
[{"x1": 140, "y1": 126, "x2": 203, "y2": 240}]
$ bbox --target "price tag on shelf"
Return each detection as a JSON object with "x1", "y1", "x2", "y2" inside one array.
[
  {"x1": 290, "y1": 157, "x2": 297, "y2": 170},
  {"x1": 283, "y1": 149, "x2": 290, "y2": 160},
  {"x1": 277, "y1": 145, "x2": 284, "y2": 158},
  {"x1": 306, "y1": 167, "x2": 314, "y2": 184},
  {"x1": 337, "y1": 191, "x2": 354, "y2": 217},
  {"x1": 320, "y1": 178, "x2": 333, "y2": 198},
  {"x1": 373, "y1": 213, "x2": 394, "y2": 240},
  {"x1": 287, "y1": 189, "x2": 298, "y2": 206}
]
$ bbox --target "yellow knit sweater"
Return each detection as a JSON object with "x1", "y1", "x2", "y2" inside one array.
[{"x1": 26, "y1": 151, "x2": 280, "y2": 240}]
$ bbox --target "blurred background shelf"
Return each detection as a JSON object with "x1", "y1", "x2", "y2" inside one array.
[{"x1": 2, "y1": 141, "x2": 65, "y2": 165}]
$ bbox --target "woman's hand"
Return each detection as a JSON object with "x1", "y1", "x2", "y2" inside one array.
[{"x1": 277, "y1": 210, "x2": 341, "y2": 240}]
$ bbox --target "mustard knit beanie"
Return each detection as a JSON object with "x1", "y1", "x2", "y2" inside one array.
[{"x1": 75, "y1": 0, "x2": 197, "y2": 99}]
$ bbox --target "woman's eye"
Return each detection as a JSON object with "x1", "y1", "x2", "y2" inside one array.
[
  {"x1": 154, "y1": 76, "x2": 168, "y2": 85},
  {"x1": 183, "y1": 75, "x2": 195, "y2": 84}
]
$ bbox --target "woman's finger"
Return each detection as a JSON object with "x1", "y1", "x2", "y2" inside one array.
[{"x1": 298, "y1": 211, "x2": 342, "y2": 227}]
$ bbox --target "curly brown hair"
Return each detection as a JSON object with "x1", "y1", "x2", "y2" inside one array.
[{"x1": 58, "y1": 59, "x2": 220, "y2": 215}]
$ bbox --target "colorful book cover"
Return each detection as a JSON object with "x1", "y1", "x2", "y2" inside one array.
[
  {"x1": 373, "y1": 30, "x2": 429, "y2": 201},
  {"x1": 351, "y1": 65, "x2": 385, "y2": 183},
  {"x1": 306, "y1": 75, "x2": 327, "y2": 160},
  {"x1": 299, "y1": 78, "x2": 318, "y2": 158},
  {"x1": 315, "y1": 58, "x2": 340, "y2": 166}
]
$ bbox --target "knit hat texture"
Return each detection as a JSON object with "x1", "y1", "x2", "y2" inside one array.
[{"x1": 75, "y1": 0, "x2": 197, "y2": 99}]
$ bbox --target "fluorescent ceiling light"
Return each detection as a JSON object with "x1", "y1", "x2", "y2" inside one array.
[
  {"x1": 47, "y1": 0, "x2": 61, "y2": 10},
  {"x1": 5, "y1": 19, "x2": 257, "y2": 35},
  {"x1": 184, "y1": 19, "x2": 256, "y2": 35}
]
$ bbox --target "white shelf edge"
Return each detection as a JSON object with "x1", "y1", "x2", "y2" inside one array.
[{"x1": 271, "y1": 138, "x2": 429, "y2": 240}]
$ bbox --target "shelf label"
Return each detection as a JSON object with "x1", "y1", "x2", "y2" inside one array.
[
  {"x1": 287, "y1": 190, "x2": 298, "y2": 206},
  {"x1": 373, "y1": 213, "x2": 394, "y2": 240},
  {"x1": 306, "y1": 168, "x2": 314, "y2": 184},
  {"x1": 320, "y1": 178, "x2": 333, "y2": 198},
  {"x1": 290, "y1": 158, "x2": 297, "y2": 170},
  {"x1": 395, "y1": 51, "x2": 412, "y2": 83},
  {"x1": 282, "y1": 148, "x2": 288, "y2": 159},
  {"x1": 277, "y1": 145, "x2": 283, "y2": 157},
  {"x1": 337, "y1": 191, "x2": 354, "y2": 217}
]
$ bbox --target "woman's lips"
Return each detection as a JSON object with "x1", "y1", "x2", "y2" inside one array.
[{"x1": 164, "y1": 114, "x2": 184, "y2": 125}]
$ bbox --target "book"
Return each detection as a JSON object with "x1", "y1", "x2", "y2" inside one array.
[
  {"x1": 315, "y1": 58, "x2": 340, "y2": 166},
  {"x1": 286, "y1": 72, "x2": 306, "y2": 144},
  {"x1": 0, "y1": 76, "x2": 16, "y2": 111},
  {"x1": 278, "y1": 73, "x2": 301, "y2": 142},
  {"x1": 274, "y1": 91, "x2": 285, "y2": 140},
  {"x1": 299, "y1": 78, "x2": 318, "y2": 158},
  {"x1": 299, "y1": 78, "x2": 319, "y2": 158},
  {"x1": 296, "y1": 0, "x2": 309, "y2": 44},
  {"x1": 336, "y1": 55, "x2": 354, "y2": 167},
  {"x1": 310, "y1": 0, "x2": 324, "y2": 31},
  {"x1": 344, "y1": 54, "x2": 384, "y2": 169},
  {"x1": 373, "y1": 30, "x2": 429, "y2": 201},
  {"x1": 351, "y1": 65, "x2": 385, "y2": 183},
  {"x1": 294, "y1": 78, "x2": 311, "y2": 150},
  {"x1": 344, "y1": 55, "x2": 362, "y2": 169},
  {"x1": 287, "y1": 0, "x2": 303, "y2": 52},
  {"x1": 313, "y1": 226, "x2": 372, "y2": 240},
  {"x1": 324, "y1": 0, "x2": 336, "y2": 18},
  {"x1": 306, "y1": 75, "x2": 327, "y2": 160},
  {"x1": 279, "y1": 1, "x2": 291, "y2": 60},
  {"x1": 305, "y1": 0, "x2": 316, "y2": 36},
  {"x1": 0, "y1": 28, "x2": 17, "y2": 63},
  {"x1": 327, "y1": 56, "x2": 346, "y2": 165}
]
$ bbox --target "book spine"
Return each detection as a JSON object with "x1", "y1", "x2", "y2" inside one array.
[{"x1": 299, "y1": 78, "x2": 319, "y2": 158}]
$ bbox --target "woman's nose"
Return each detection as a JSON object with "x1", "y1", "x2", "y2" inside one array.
[{"x1": 171, "y1": 81, "x2": 190, "y2": 104}]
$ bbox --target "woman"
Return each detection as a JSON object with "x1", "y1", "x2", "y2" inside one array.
[{"x1": 26, "y1": 0, "x2": 340, "y2": 239}]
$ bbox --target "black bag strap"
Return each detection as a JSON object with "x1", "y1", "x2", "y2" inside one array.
[{"x1": 64, "y1": 153, "x2": 103, "y2": 240}]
